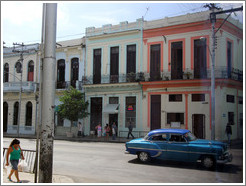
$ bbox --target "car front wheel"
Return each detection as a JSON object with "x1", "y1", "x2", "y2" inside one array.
[
  {"x1": 138, "y1": 152, "x2": 150, "y2": 163},
  {"x1": 202, "y1": 156, "x2": 215, "y2": 169}
]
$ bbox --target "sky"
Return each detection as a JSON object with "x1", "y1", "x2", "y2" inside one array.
[{"x1": 1, "y1": 1, "x2": 244, "y2": 47}]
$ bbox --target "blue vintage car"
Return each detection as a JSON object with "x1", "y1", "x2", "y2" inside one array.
[{"x1": 125, "y1": 129, "x2": 232, "y2": 169}]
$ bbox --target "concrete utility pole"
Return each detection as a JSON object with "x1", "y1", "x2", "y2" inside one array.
[
  {"x1": 204, "y1": 3, "x2": 243, "y2": 140},
  {"x1": 38, "y1": 3, "x2": 57, "y2": 183}
]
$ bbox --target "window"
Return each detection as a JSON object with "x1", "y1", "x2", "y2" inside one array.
[
  {"x1": 110, "y1": 47, "x2": 119, "y2": 83},
  {"x1": 194, "y1": 39, "x2": 207, "y2": 79},
  {"x1": 57, "y1": 59, "x2": 66, "y2": 89},
  {"x1": 109, "y1": 97, "x2": 119, "y2": 104},
  {"x1": 15, "y1": 62, "x2": 22, "y2": 73},
  {"x1": 25, "y1": 102, "x2": 32, "y2": 126},
  {"x1": 93, "y1": 49, "x2": 101, "y2": 84},
  {"x1": 127, "y1": 45, "x2": 136, "y2": 82},
  {"x1": 13, "y1": 102, "x2": 19, "y2": 125},
  {"x1": 167, "y1": 113, "x2": 184, "y2": 124},
  {"x1": 71, "y1": 58, "x2": 79, "y2": 88},
  {"x1": 4, "y1": 63, "x2": 9, "y2": 82},
  {"x1": 150, "y1": 44, "x2": 161, "y2": 81},
  {"x1": 169, "y1": 94, "x2": 182, "y2": 102},
  {"x1": 228, "y1": 112, "x2": 234, "y2": 125},
  {"x1": 227, "y1": 95, "x2": 235, "y2": 103},
  {"x1": 125, "y1": 97, "x2": 136, "y2": 127},
  {"x1": 238, "y1": 96, "x2": 243, "y2": 104},
  {"x1": 27, "y1": 61, "x2": 34, "y2": 81},
  {"x1": 227, "y1": 41, "x2": 232, "y2": 79},
  {"x1": 171, "y1": 41, "x2": 183, "y2": 80},
  {"x1": 192, "y1": 94, "x2": 205, "y2": 102}
]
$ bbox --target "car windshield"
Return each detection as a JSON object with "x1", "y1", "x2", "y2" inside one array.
[
  {"x1": 144, "y1": 134, "x2": 149, "y2": 140},
  {"x1": 185, "y1": 132, "x2": 197, "y2": 141}
]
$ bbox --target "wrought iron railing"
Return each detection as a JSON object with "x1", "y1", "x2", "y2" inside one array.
[{"x1": 80, "y1": 67, "x2": 242, "y2": 85}]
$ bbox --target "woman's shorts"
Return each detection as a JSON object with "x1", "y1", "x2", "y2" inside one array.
[{"x1": 10, "y1": 160, "x2": 19, "y2": 170}]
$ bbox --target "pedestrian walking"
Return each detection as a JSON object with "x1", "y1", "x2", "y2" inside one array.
[
  {"x1": 77, "y1": 122, "x2": 83, "y2": 137},
  {"x1": 5, "y1": 139, "x2": 25, "y2": 183},
  {"x1": 225, "y1": 123, "x2": 232, "y2": 145},
  {"x1": 127, "y1": 121, "x2": 135, "y2": 139},
  {"x1": 112, "y1": 122, "x2": 117, "y2": 140}
]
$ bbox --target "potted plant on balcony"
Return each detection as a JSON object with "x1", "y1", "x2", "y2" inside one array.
[
  {"x1": 127, "y1": 72, "x2": 136, "y2": 82},
  {"x1": 183, "y1": 70, "x2": 192, "y2": 80},
  {"x1": 58, "y1": 86, "x2": 89, "y2": 137}
]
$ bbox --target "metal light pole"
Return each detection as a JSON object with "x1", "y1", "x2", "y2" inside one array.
[
  {"x1": 211, "y1": 14, "x2": 216, "y2": 141},
  {"x1": 16, "y1": 54, "x2": 23, "y2": 138}
]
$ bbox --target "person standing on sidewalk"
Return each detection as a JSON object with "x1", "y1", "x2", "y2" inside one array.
[
  {"x1": 77, "y1": 122, "x2": 83, "y2": 137},
  {"x1": 127, "y1": 121, "x2": 135, "y2": 139},
  {"x1": 5, "y1": 139, "x2": 25, "y2": 183},
  {"x1": 225, "y1": 123, "x2": 232, "y2": 145},
  {"x1": 112, "y1": 122, "x2": 117, "y2": 140},
  {"x1": 96, "y1": 123, "x2": 102, "y2": 138}
]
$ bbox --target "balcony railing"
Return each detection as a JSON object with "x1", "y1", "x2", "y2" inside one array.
[
  {"x1": 80, "y1": 67, "x2": 242, "y2": 86},
  {"x1": 3, "y1": 81, "x2": 38, "y2": 92}
]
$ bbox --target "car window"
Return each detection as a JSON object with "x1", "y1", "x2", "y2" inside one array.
[
  {"x1": 150, "y1": 134, "x2": 167, "y2": 141},
  {"x1": 169, "y1": 134, "x2": 186, "y2": 142}
]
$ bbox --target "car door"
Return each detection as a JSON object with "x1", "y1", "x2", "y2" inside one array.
[
  {"x1": 150, "y1": 133, "x2": 168, "y2": 159},
  {"x1": 165, "y1": 133, "x2": 190, "y2": 161}
]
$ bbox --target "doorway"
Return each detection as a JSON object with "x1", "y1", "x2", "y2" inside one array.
[
  {"x1": 151, "y1": 95, "x2": 161, "y2": 130},
  {"x1": 3, "y1": 102, "x2": 8, "y2": 132},
  {"x1": 192, "y1": 114, "x2": 205, "y2": 139},
  {"x1": 90, "y1": 97, "x2": 102, "y2": 132}
]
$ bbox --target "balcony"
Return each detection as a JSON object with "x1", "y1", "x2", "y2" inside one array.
[
  {"x1": 81, "y1": 67, "x2": 242, "y2": 86},
  {"x1": 3, "y1": 81, "x2": 38, "y2": 93}
]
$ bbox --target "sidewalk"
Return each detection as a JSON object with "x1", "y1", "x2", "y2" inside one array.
[
  {"x1": 2, "y1": 168, "x2": 74, "y2": 183},
  {"x1": 3, "y1": 133, "x2": 132, "y2": 143},
  {"x1": 3, "y1": 133, "x2": 243, "y2": 147}
]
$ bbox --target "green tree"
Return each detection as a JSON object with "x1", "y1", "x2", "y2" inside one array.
[{"x1": 58, "y1": 87, "x2": 89, "y2": 133}]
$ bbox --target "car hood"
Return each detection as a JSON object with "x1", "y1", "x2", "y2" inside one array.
[{"x1": 126, "y1": 138, "x2": 145, "y2": 144}]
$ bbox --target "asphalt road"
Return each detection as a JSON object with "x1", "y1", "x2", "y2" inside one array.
[{"x1": 2, "y1": 138, "x2": 243, "y2": 183}]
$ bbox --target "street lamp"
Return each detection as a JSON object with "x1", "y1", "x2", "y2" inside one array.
[
  {"x1": 200, "y1": 36, "x2": 215, "y2": 140},
  {"x1": 16, "y1": 59, "x2": 23, "y2": 138}
]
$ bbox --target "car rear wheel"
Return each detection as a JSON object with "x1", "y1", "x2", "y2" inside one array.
[
  {"x1": 202, "y1": 156, "x2": 215, "y2": 169},
  {"x1": 138, "y1": 152, "x2": 150, "y2": 163}
]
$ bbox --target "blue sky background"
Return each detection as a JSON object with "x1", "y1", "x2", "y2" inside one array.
[{"x1": 2, "y1": 1, "x2": 244, "y2": 47}]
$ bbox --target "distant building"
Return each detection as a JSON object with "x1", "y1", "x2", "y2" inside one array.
[
  {"x1": 3, "y1": 10, "x2": 243, "y2": 140},
  {"x1": 3, "y1": 44, "x2": 40, "y2": 135},
  {"x1": 83, "y1": 10, "x2": 243, "y2": 140}
]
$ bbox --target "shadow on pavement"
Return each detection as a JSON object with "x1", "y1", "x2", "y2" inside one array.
[{"x1": 128, "y1": 158, "x2": 242, "y2": 174}]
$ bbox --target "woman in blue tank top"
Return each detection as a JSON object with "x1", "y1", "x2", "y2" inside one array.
[{"x1": 5, "y1": 139, "x2": 25, "y2": 183}]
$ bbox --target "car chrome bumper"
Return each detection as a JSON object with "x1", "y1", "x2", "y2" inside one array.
[{"x1": 218, "y1": 152, "x2": 233, "y2": 164}]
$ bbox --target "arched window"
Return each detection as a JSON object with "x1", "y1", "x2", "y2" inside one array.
[
  {"x1": 3, "y1": 102, "x2": 8, "y2": 132},
  {"x1": 4, "y1": 63, "x2": 9, "y2": 82},
  {"x1": 15, "y1": 61, "x2": 22, "y2": 73},
  {"x1": 71, "y1": 58, "x2": 79, "y2": 88},
  {"x1": 28, "y1": 61, "x2": 34, "y2": 81},
  {"x1": 25, "y1": 101, "x2": 32, "y2": 126},
  {"x1": 13, "y1": 102, "x2": 19, "y2": 126},
  {"x1": 57, "y1": 59, "x2": 66, "y2": 89}
]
